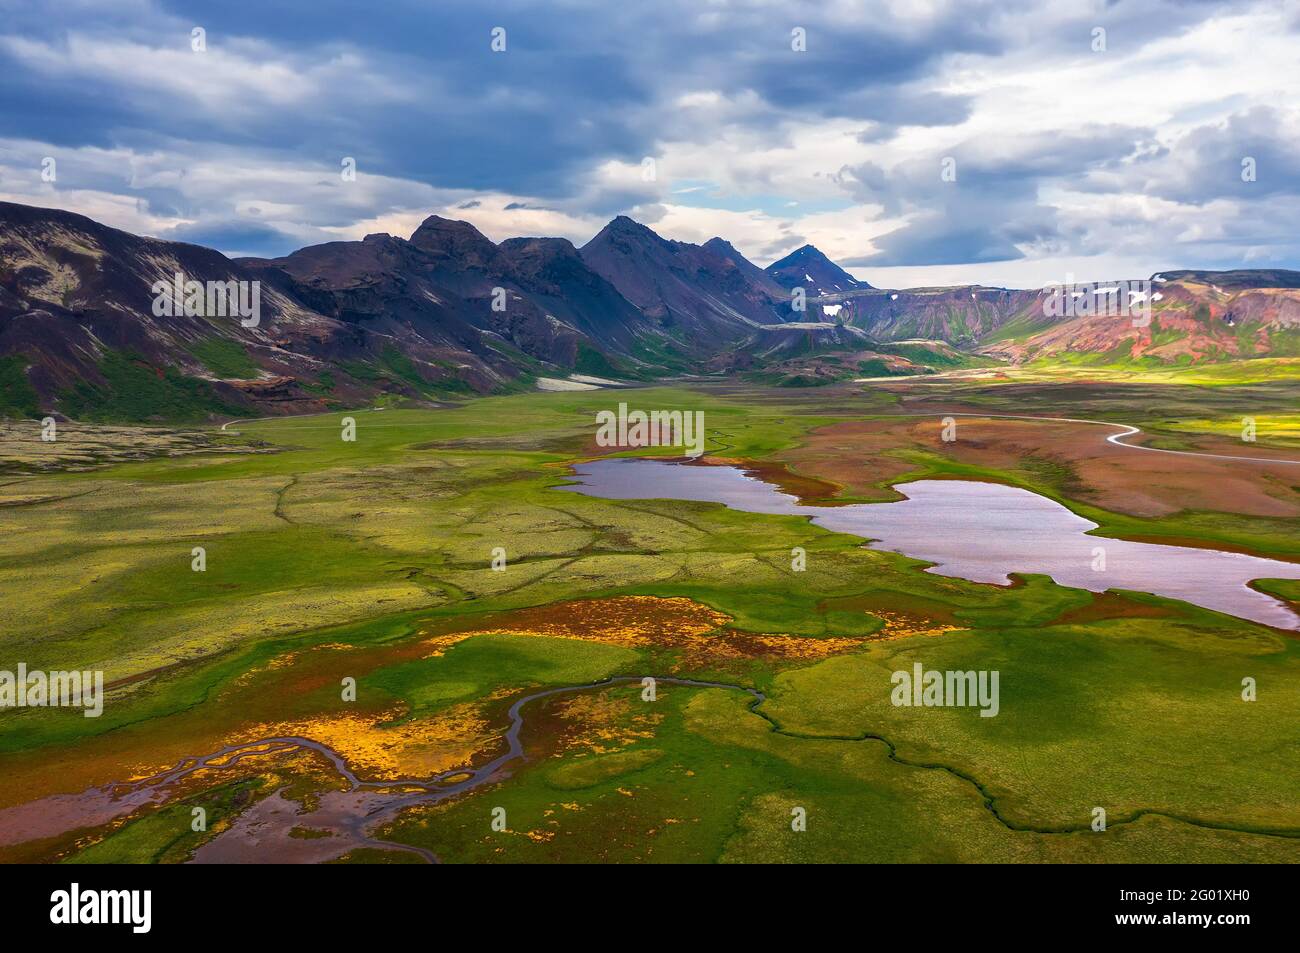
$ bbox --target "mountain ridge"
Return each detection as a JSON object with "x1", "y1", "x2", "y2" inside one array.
[{"x1": 2, "y1": 199, "x2": 1296, "y2": 421}]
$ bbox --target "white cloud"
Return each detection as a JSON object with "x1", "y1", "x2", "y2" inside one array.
[{"x1": 0, "y1": 31, "x2": 410, "y2": 124}]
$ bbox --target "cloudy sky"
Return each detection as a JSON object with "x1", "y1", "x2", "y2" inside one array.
[{"x1": 2, "y1": 0, "x2": 1299, "y2": 287}]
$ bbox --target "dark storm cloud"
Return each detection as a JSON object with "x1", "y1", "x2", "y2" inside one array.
[
  {"x1": 0, "y1": 0, "x2": 1011, "y2": 201},
  {"x1": 165, "y1": 219, "x2": 303, "y2": 258},
  {"x1": 2, "y1": 0, "x2": 1296, "y2": 272}
]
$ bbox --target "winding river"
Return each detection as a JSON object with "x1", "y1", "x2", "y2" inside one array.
[{"x1": 0, "y1": 676, "x2": 761, "y2": 864}]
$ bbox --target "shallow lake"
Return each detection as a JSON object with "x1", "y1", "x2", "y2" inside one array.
[{"x1": 560, "y1": 458, "x2": 1300, "y2": 630}]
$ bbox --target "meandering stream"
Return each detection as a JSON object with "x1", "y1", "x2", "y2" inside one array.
[{"x1": 0, "y1": 676, "x2": 761, "y2": 863}]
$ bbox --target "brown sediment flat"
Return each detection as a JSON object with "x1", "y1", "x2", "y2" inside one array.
[
  {"x1": 0, "y1": 745, "x2": 333, "y2": 862},
  {"x1": 784, "y1": 417, "x2": 1300, "y2": 521},
  {"x1": 1048, "y1": 592, "x2": 1179, "y2": 627},
  {"x1": 686, "y1": 455, "x2": 844, "y2": 504},
  {"x1": 818, "y1": 591, "x2": 967, "y2": 640},
  {"x1": 768, "y1": 424, "x2": 918, "y2": 502}
]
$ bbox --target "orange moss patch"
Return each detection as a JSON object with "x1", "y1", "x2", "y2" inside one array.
[
  {"x1": 819, "y1": 592, "x2": 966, "y2": 640},
  {"x1": 234, "y1": 701, "x2": 502, "y2": 782},
  {"x1": 862, "y1": 610, "x2": 966, "y2": 640},
  {"x1": 0, "y1": 596, "x2": 871, "y2": 844},
  {"x1": 421, "y1": 596, "x2": 869, "y2": 669},
  {"x1": 552, "y1": 691, "x2": 663, "y2": 755},
  {"x1": 423, "y1": 595, "x2": 729, "y2": 649},
  {"x1": 747, "y1": 632, "x2": 874, "y2": 655}
]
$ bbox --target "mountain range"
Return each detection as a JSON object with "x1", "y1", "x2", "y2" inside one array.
[{"x1": 1, "y1": 200, "x2": 1297, "y2": 421}]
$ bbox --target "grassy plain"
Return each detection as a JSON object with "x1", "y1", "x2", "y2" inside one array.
[{"x1": 1, "y1": 372, "x2": 1297, "y2": 863}]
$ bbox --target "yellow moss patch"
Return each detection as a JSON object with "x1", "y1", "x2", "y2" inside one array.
[
  {"x1": 235, "y1": 702, "x2": 500, "y2": 782},
  {"x1": 865, "y1": 610, "x2": 965, "y2": 641},
  {"x1": 554, "y1": 691, "x2": 662, "y2": 755},
  {"x1": 422, "y1": 595, "x2": 728, "y2": 650},
  {"x1": 419, "y1": 595, "x2": 870, "y2": 669}
]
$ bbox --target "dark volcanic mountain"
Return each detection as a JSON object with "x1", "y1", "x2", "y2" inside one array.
[
  {"x1": 0, "y1": 201, "x2": 361, "y2": 418},
  {"x1": 245, "y1": 215, "x2": 652, "y2": 376},
  {"x1": 766, "y1": 244, "x2": 869, "y2": 296},
  {"x1": 0, "y1": 203, "x2": 652, "y2": 421},
  {"x1": 2, "y1": 199, "x2": 1295, "y2": 423},
  {"x1": 397, "y1": 216, "x2": 651, "y2": 349},
  {"x1": 238, "y1": 230, "x2": 498, "y2": 365},
  {"x1": 701, "y1": 237, "x2": 786, "y2": 297},
  {"x1": 494, "y1": 236, "x2": 650, "y2": 351},
  {"x1": 580, "y1": 216, "x2": 792, "y2": 343}
]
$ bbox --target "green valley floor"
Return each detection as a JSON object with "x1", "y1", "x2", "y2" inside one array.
[{"x1": 0, "y1": 372, "x2": 1297, "y2": 863}]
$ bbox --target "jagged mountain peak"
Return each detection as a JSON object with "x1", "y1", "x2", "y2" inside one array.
[
  {"x1": 579, "y1": 215, "x2": 791, "y2": 336},
  {"x1": 3, "y1": 199, "x2": 1293, "y2": 425},
  {"x1": 408, "y1": 215, "x2": 497, "y2": 265},
  {"x1": 498, "y1": 235, "x2": 580, "y2": 258},
  {"x1": 584, "y1": 214, "x2": 671, "y2": 250},
  {"x1": 766, "y1": 244, "x2": 869, "y2": 295},
  {"x1": 702, "y1": 237, "x2": 785, "y2": 295}
]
